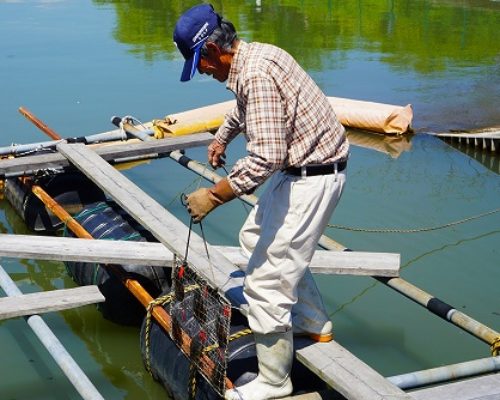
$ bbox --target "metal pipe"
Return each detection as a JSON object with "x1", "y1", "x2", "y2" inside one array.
[
  {"x1": 387, "y1": 355, "x2": 500, "y2": 390},
  {"x1": 0, "y1": 108, "x2": 136, "y2": 157},
  {"x1": 0, "y1": 265, "x2": 105, "y2": 400}
]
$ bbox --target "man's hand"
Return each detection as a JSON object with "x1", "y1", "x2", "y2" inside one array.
[
  {"x1": 208, "y1": 139, "x2": 226, "y2": 169},
  {"x1": 186, "y1": 178, "x2": 237, "y2": 222}
]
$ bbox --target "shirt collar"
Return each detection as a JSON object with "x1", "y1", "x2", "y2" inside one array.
[{"x1": 227, "y1": 40, "x2": 247, "y2": 93}]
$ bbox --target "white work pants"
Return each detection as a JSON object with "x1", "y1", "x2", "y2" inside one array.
[{"x1": 239, "y1": 170, "x2": 346, "y2": 334}]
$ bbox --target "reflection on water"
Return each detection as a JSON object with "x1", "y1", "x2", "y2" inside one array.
[
  {"x1": 347, "y1": 129, "x2": 413, "y2": 158},
  {"x1": 95, "y1": 0, "x2": 500, "y2": 72},
  {"x1": 93, "y1": 0, "x2": 500, "y2": 131}
]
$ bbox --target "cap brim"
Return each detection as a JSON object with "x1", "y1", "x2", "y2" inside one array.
[{"x1": 180, "y1": 43, "x2": 203, "y2": 82}]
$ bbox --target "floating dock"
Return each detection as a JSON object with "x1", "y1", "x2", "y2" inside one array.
[{"x1": 1, "y1": 106, "x2": 499, "y2": 399}]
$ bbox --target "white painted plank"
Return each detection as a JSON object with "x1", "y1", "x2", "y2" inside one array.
[
  {"x1": 218, "y1": 246, "x2": 400, "y2": 277},
  {"x1": 0, "y1": 234, "x2": 399, "y2": 277},
  {"x1": 409, "y1": 373, "x2": 500, "y2": 400},
  {"x1": 0, "y1": 234, "x2": 172, "y2": 266},
  {"x1": 0, "y1": 285, "x2": 104, "y2": 320},
  {"x1": 295, "y1": 339, "x2": 412, "y2": 400}
]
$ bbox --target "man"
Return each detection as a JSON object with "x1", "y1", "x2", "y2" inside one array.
[{"x1": 174, "y1": 4, "x2": 349, "y2": 400}]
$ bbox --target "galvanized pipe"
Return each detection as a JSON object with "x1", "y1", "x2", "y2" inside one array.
[
  {"x1": 0, "y1": 265, "x2": 105, "y2": 400},
  {"x1": 387, "y1": 355, "x2": 500, "y2": 390}
]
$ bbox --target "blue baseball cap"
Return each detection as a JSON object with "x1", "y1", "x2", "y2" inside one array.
[{"x1": 173, "y1": 4, "x2": 220, "y2": 82}]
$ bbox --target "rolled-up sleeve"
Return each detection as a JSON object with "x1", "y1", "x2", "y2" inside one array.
[{"x1": 227, "y1": 74, "x2": 287, "y2": 196}]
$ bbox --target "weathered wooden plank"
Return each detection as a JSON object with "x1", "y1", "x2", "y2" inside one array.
[
  {"x1": 218, "y1": 246, "x2": 400, "y2": 277},
  {"x1": 282, "y1": 391, "x2": 340, "y2": 400},
  {"x1": 0, "y1": 133, "x2": 213, "y2": 177},
  {"x1": 295, "y1": 339, "x2": 412, "y2": 400},
  {"x1": 0, "y1": 234, "x2": 172, "y2": 266},
  {"x1": 0, "y1": 285, "x2": 104, "y2": 320},
  {"x1": 410, "y1": 373, "x2": 500, "y2": 400},
  {"x1": 0, "y1": 234, "x2": 400, "y2": 276}
]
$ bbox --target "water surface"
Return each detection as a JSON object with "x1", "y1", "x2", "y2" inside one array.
[{"x1": 0, "y1": 1, "x2": 499, "y2": 399}]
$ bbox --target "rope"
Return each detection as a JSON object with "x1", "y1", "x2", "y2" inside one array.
[
  {"x1": 492, "y1": 337, "x2": 500, "y2": 357},
  {"x1": 166, "y1": 175, "x2": 204, "y2": 207},
  {"x1": 143, "y1": 292, "x2": 174, "y2": 374},
  {"x1": 202, "y1": 328, "x2": 253, "y2": 354},
  {"x1": 327, "y1": 207, "x2": 500, "y2": 234}
]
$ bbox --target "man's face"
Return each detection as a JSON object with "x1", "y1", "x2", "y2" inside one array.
[{"x1": 197, "y1": 43, "x2": 231, "y2": 82}]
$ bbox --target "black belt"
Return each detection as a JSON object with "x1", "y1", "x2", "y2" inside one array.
[{"x1": 285, "y1": 161, "x2": 347, "y2": 177}]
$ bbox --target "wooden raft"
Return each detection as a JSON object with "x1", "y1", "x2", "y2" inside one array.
[{"x1": 53, "y1": 142, "x2": 409, "y2": 400}]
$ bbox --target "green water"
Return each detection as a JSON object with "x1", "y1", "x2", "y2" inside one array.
[{"x1": 1, "y1": 1, "x2": 499, "y2": 399}]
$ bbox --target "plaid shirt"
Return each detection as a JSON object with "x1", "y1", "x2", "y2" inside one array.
[{"x1": 215, "y1": 41, "x2": 349, "y2": 196}]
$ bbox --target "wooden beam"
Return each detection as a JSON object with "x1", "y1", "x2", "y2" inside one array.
[
  {"x1": 282, "y1": 391, "x2": 340, "y2": 400},
  {"x1": 218, "y1": 246, "x2": 400, "y2": 277},
  {"x1": 295, "y1": 339, "x2": 412, "y2": 400},
  {"x1": 0, "y1": 285, "x2": 104, "y2": 320},
  {"x1": 0, "y1": 234, "x2": 171, "y2": 266},
  {"x1": 0, "y1": 133, "x2": 213, "y2": 178},
  {"x1": 0, "y1": 234, "x2": 400, "y2": 277}
]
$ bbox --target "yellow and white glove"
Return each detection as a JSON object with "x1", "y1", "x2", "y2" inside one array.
[{"x1": 186, "y1": 178, "x2": 236, "y2": 223}]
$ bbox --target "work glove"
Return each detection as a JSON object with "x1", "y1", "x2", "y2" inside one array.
[{"x1": 186, "y1": 178, "x2": 236, "y2": 223}]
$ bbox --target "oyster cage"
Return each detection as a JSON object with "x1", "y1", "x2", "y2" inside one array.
[{"x1": 169, "y1": 258, "x2": 232, "y2": 397}]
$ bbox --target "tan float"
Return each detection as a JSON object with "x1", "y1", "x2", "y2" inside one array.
[{"x1": 153, "y1": 97, "x2": 413, "y2": 137}]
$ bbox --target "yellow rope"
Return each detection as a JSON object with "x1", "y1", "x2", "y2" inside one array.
[
  {"x1": 327, "y1": 207, "x2": 500, "y2": 234},
  {"x1": 144, "y1": 293, "x2": 174, "y2": 374},
  {"x1": 491, "y1": 337, "x2": 500, "y2": 357},
  {"x1": 202, "y1": 328, "x2": 253, "y2": 354}
]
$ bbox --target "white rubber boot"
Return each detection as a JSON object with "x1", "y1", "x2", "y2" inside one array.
[{"x1": 224, "y1": 331, "x2": 294, "y2": 400}]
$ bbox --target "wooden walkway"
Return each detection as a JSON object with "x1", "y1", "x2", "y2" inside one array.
[{"x1": 429, "y1": 130, "x2": 500, "y2": 153}]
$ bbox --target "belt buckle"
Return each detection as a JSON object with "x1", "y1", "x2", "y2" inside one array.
[{"x1": 301, "y1": 166, "x2": 307, "y2": 178}]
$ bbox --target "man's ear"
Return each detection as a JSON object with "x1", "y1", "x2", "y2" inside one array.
[{"x1": 205, "y1": 41, "x2": 221, "y2": 59}]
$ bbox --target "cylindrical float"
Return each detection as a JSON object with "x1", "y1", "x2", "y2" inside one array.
[
  {"x1": 140, "y1": 297, "x2": 327, "y2": 400},
  {"x1": 4, "y1": 172, "x2": 106, "y2": 232},
  {"x1": 64, "y1": 200, "x2": 172, "y2": 326}
]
